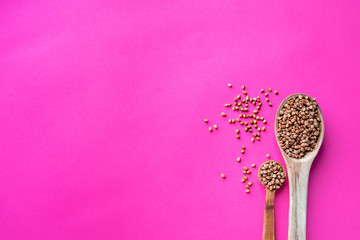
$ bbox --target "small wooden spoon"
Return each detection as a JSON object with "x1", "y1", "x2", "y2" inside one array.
[
  {"x1": 275, "y1": 93, "x2": 325, "y2": 240},
  {"x1": 258, "y1": 160, "x2": 287, "y2": 240}
]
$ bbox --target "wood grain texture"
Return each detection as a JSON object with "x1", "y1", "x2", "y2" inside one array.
[
  {"x1": 263, "y1": 189, "x2": 275, "y2": 240},
  {"x1": 275, "y1": 93, "x2": 325, "y2": 240},
  {"x1": 287, "y1": 161, "x2": 311, "y2": 240}
]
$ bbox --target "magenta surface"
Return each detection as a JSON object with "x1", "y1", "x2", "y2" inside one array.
[{"x1": 1, "y1": 0, "x2": 360, "y2": 239}]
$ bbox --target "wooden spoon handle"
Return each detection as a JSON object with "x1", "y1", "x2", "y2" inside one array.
[
  {"x1": 288, "y1": 163, "x2": 311, "y2": 240},
  {"x1": 263, "y1": 189, "x2": 275, "y2": 240}
]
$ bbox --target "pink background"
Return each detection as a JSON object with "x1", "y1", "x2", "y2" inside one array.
[{"x1": 1, "y1": 0, "x2": 359, "y2": 239}]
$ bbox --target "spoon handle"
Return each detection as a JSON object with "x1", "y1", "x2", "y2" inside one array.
[
  {"x1": 288, "y1": 163, "x2": 311, "y2": 240},
  {"x1": 263, "y1": 189, "x2": 275, "y2": 240}
]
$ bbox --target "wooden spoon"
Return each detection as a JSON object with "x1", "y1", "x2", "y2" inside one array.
[
  {"x1": 258, "y1": 160, "x2": 287, "y2": 240},
  {"x1": 274, "y1": 93, "x2": 325, "y2": 240}
]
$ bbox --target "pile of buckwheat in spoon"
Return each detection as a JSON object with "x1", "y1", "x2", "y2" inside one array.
[
  {"x1": 276, "y1": 95, "x2": 321, "y2": 159},
  {"x1": 259, "y1": 161, "x2": 286, "y2": 191}
]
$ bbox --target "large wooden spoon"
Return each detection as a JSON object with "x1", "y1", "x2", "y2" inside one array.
[{"x1": 274, "y1": 93, "x2": 325, "y2": 240}]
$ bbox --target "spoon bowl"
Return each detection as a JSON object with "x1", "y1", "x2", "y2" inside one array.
[
  {"x1": 258, "y1": 160, "x2": 287, "y2": 186},
  {"x1": 274, "y1": 93, "x2": 324, "y2": 240},
  {"x1": 275, "y1": 93, "x2": 325, "y2": 162}
]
